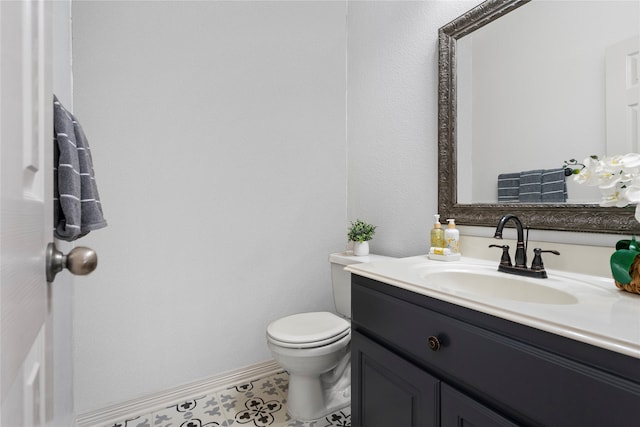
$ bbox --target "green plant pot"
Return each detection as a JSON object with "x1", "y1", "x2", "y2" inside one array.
[{"x1": 610, "y1": 237, "x2": 640, "y2": 285}]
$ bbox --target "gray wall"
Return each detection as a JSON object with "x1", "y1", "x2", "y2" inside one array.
[
  {"x1": 71, "y1": 0, "x2": 480, "y2": 414},
  {"x1": 347, "y1": 0, "x2": 477, "y2": 256}
]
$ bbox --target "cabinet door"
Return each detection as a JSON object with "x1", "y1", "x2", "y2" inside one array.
[
  {"x1": 441, "y1": 384, "x2": 518, "y2": 427},
  {"x1": 351, "y1": 330, "x2": 440, "y2": 427}
]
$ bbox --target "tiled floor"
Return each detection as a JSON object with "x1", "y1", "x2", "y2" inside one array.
[{"x1": 104, "y1": 371, "x2": 351, "y2": 427}]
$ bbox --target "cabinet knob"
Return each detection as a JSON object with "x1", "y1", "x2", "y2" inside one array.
[{"x1": 427, "y1": 335, "x2": 441, "y2": 351}]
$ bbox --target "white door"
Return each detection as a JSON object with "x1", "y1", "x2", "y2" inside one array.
[
  {"x1": 0, "y1": 1, "x2": 53, "y2": 426},
  {"x1": 606, "y1": 36, "x2": 640, "y2": 155}
]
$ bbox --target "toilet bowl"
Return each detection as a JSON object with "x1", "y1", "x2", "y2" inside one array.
[
  {"x1": 267, "y1": 312, "x2": 351, "y2": 421},
  {"x1": 266, "y1": 252, "x2": 394, "y2": 421}
]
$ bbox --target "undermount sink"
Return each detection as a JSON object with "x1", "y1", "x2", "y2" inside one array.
[{"x1": 420, "y1": 265, "x2": 579, "y2": 305}]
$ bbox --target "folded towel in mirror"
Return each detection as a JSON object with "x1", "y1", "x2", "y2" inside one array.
[
  {"x1": 518, "y1": 169, "x2": 543, "y2": 202},
  {"x1": 497, "y1": 168, "x2": 567, "y2": 203},
  {"x1": 541, "y1": 168, "x2": 568, "y2": 202},
  {"x1": 497, "y1": 173, "x2": 520, "y2": 202}
]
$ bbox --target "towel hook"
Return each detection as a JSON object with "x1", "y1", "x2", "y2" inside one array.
[{"x1": 46, "y1": 242, "x2": 97, "y2": 282}]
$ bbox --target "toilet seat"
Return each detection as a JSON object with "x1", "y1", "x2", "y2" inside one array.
[{"x1": 267, "y1": 312, "x2": 350, "y2": 349}]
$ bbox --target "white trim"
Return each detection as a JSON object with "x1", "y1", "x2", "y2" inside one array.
[{"x1": 74, "y1": 359, "x2": 282, "y2": 427}]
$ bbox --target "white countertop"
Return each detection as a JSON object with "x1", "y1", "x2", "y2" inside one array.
[{"x1": 346, "y1": 255, "x2": 640, "y2": 359}]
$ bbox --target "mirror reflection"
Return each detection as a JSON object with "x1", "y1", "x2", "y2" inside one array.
[{"x1": 456, "y1": 0, "x2": 639, "y2": 204}]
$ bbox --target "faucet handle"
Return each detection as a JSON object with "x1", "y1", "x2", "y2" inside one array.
[
  {"x1": 531, "y1": 248, "x2": 560, "y2": 271},
  {"x1": 489, "y1": 244, "x2": 512, "y2": 266}
]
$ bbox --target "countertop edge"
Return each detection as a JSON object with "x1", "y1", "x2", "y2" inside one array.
[{"x1": 346, "y1": 262, "x2": 640, "y2": 360}]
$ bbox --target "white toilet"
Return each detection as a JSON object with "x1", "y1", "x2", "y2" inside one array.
[{"x1": 266, "y1": 251, "x2": 394, "y2": 421}]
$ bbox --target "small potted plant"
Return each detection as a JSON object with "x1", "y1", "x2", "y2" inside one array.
[{"x1": 348, "y1": 219, "x2": 377, "y2": 256}]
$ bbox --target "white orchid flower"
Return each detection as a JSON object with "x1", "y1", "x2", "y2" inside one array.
[
  {"x1": 573, "y1": 156, "x2": 603, "y2": 185},
  {"x1": 597, "y1": 156, "x2": 625, "y2": 186},
  {"x1": 573, "y1": 153, "x2": 640, "y2": 222},
  {"x1": 596, "y1": 170, "x2": 621, "y2": 188},
  {"x1": 599, "y1": 186, "x2": 629, "y2": 208},
  {"x1": 623, "y1": 184, "x2": 640, "y2": 204},
  {"x1": 625, "y1": 184, "x2": 640, "y2": 222},
  {"x1": 620, "y1": 153, "x2": 640, "y2": 169},
  {"x1": 602, "y1": 154, "x2": 623, "y2": 167}
]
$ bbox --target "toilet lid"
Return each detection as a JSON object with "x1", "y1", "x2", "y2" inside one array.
[{"x1": 267, "y1": 312, "x2": 350, "y2": 348}]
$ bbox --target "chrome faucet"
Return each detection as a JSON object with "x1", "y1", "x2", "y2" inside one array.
[{"x1": 491, "y1": 214, "x2": 559, "y2": 279}]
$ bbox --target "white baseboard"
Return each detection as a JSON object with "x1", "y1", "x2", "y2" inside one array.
[{"x1": 74, "y1": 359, "x2": 282, "y2": 427}]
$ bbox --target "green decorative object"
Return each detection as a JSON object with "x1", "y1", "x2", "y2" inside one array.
[
  {"x1": 610, "y1": 236, "x2": 640, "y2": 285},
  {"x1": 347, "y1": 219, "x2": 376, "y2": 243}
]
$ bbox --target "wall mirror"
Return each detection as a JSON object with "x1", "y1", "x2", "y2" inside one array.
[{"x1": 438, "y1": 0, "x2": 640, "y2": 234}]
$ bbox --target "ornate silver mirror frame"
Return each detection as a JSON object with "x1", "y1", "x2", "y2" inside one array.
[{"x1": 437, "y1": 0, "x2": 640, "y2": 234}]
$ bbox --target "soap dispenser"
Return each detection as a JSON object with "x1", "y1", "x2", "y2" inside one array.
[
  {"x1": 430, "y1": 214, "x2": 445, "y2": 249},
  {"x1": 445, "y1": 218, "x2": 460, "y2": 253}
]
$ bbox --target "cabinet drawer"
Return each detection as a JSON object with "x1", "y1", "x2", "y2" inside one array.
[{"x1": 352, "y1": 282, "x2": 640, "y2": 426}]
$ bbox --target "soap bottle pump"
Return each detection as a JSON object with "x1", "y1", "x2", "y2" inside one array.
[
  {"x1": 430, "y1": 214, "x2": 445, "y2": 249},
  {"x1": 445, "y1": 218, "x2": 460, "y2": 253}
]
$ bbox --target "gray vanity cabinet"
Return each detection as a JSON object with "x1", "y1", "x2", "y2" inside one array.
[
  {"x1": 351, "y1": 275, "x2": 640, "y2": 427},
  {"x1": 352, "y1": 330, "x2": 516, "y2": 427},
  {"x1": 440, "y1": 383, "x2": 518, "y2": 427},
  {"x1": 351, "y1": 330, "x2": 439, "y2": 427}
]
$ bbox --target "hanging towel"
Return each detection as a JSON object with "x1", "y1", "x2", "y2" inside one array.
[
  {"x1": 497, "y1": 172, "x2": 520, "y2": 202},
  {"x1": 518, "y1": 169, "x2": 543, "y2": 202},
  {"x1": 541, "y1": 168, "x2": 567, "y2": 202},
  {"x1": 53, "y1": 95, "x2": 107, "y2": 241}
]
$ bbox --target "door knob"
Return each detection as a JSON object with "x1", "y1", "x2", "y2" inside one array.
[{"x1": 46, "y1": 242, "x2": 98, "y2": 282}]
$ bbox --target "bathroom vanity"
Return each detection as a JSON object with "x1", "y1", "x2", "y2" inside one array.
[{"x1": 347, "y1": 257, "x2": 640, "y2": 427}]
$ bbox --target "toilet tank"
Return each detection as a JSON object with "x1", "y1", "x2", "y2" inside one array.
[{"x1": 329, "y1": 251, "x2": 395, "y2": 318}]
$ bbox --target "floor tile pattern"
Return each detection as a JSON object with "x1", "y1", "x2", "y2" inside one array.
[{"x1": 104, "y1": 371, "x2": 350, "y2": 427}]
